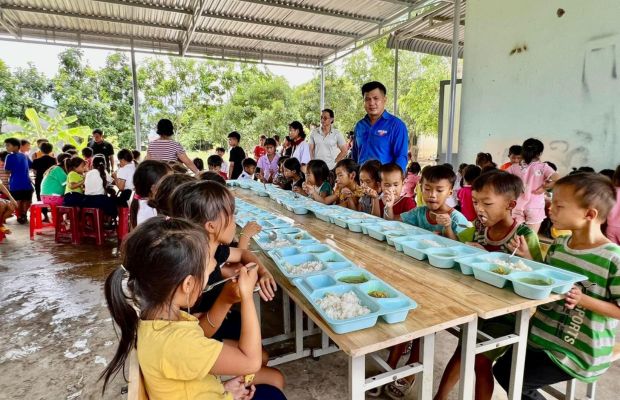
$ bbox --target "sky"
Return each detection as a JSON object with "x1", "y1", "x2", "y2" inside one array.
[{"x1": 0, "y1": 41, "x2": 317, "y2": 87}]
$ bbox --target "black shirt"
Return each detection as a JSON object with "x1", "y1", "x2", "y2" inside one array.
[
  {"x1": 88, "y1": 140, "x2": 114, "y2": 168},
  {"x1": 229, "y1": 146, "x2": 246, "y2": 179},
  {"x1": 31, "y1": 156, "x2": 56, "y2": 185},
  {"x1": 192, "y1": 245, "x2": 231, "y2": 313}
]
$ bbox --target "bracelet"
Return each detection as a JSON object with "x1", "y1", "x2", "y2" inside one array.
[
  {"x1": 239, "y1": 232, "x2": 245, "y2": 236},
  {"x1": 205, "y1": 312, "x2": 217, "y2": 328}
]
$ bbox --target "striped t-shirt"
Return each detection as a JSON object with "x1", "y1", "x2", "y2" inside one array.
[
  {"x1": 146, "y1": 139, "x2": 185, "y2": 162},
  {"x1": 529, "y1": 236, "x2": 620, "y2": 382}
]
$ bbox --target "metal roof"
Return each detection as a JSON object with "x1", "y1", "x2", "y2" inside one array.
[
  {"x1": 387, "y1": 0, "x2": 465, "y2": 58},
  {"x1": 0, "y1": 0, "x2": 444, "y2": 68}
]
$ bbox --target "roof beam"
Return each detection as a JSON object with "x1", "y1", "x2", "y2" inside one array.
[
  {"x1": 196, "y1": 28, "x2": 339, "y2": 49},
  {"x1": 181, "y1": 0, "x2": 209, "y2": 56},
  {"x1": 377, "y1": 0, "x2": 420, "y2": 5},
  {"x1": 93, "y1": 0, "x2": 193, "y2": 14},
  {"x1": 0, "y1": 7, "x2": 21, "y2": 39},
  {"x1": 236, "y1": 0, "x2": 382, "y2": 24}
]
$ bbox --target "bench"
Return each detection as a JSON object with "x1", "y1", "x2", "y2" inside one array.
[{"x1": 128, "y1": 350, "x2": 148, "y2": 400}]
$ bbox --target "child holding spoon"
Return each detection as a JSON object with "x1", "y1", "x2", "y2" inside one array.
[{"x1": 378, "y1": 163, "x2": 415, "y2": 220}]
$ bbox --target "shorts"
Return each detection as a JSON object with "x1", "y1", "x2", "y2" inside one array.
[
  {"x1": 41, "y1": 195, "x2": 64, "y2": 207},
  {"x1": 10, "y1": 189, "x2": 34, "y2": 201},
  {"x1": 512, "y1": 207, "x2": 546, "y2": 225}
]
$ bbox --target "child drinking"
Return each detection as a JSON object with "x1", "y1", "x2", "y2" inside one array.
[
  {"x1": 606, "y1": 165, "x2": 620, "y2": 244},
  {"x1": 457, "y1": 165, "x2": 481, "y2": 222},
  {"x1": 130, "y1": 160, "x2": 172, "y2": 228},
  {"x1": 272, "y1": 156, "x2": 290, "y2": 189},
  {"x1": 493, "y1": 173, "x2": 620, "y2": 398},
  {"x1": 323, "y1": 159, "x2": 364, "y2": 210},
  {"x1": 283, "y1": 157, "x2": 304, "y2": 192},
  {"x1": 100, "y1": 217, "x2": 286, "y2": 400},
  {"x1": 402, "y1": 161, "x2": 421, "y2": 198},
  {"x1": 358, "y1": 160, "x2": 382, "y2": 216},
  {"x1": 238, "y1": 158, "x2": 257, "y2": 180},
  {"x1": 380, "y1": 163, "x2": 416, "y2": 220},
  {"x1": 63, "y1": 157, "x2": 87, "y2": 208},
  {"x1": 508, "y1": 138, "x2": 560, "y2": 233},
  {"x1": 301, "y1": 159, "x2": 332, "y2": 202},
  {"x1": 391, "y1": 165, "x2": 470, "y2": 240},
  {"x1": 257, "y1": 138, "x2": 279, "y2": 183}
]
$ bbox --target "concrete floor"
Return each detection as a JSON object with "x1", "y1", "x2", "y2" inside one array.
[{"x1": 0, "y1": 219, "x2": 619, "y2": 399}]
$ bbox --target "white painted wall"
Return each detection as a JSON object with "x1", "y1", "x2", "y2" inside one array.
[{"x1": 458, "y1": 0, "x2": 620, "y2": 174}]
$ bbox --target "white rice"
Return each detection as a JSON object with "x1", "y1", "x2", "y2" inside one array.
[
  {"x1": 495, "y1": 259, "x2": 532, "y2": 272},
  {"x1": 286, "y1": 261, "x2": 324, "y2": 275},
  {"x1": 421, "y1": 239, "x2": 443, "y2": 248},
  {"x1": 263, "y1": 239, "x2": 292, "y2": 250},
  {"x1": 316, "y1": 291, "x2": 371, "y2": 320}
]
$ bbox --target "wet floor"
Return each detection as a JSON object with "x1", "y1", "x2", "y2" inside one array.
[{"x1": 1, "y1": 220, "x2": 619, "y2": 400}]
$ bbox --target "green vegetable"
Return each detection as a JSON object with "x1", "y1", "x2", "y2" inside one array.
[
  {"x1": 519, "y1": 277, "x2": 553, "y2": 286},
  {"x1": 338, "y1": 275, "x2": 368, "y2": 284},
  {"x1": 368, "y1": 290, "x2": 391, "y2": 298},
  {"x1": 491, "y1": 266, "x2": 511, "y2": 275}
]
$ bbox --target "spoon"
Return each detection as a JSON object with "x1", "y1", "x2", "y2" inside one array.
[
  {"x1": 203, "y1": 264, "x2": 258, "y2": 293},
  {"x1": 267, "y1": 230, "x2": 278, "y2": 241}
]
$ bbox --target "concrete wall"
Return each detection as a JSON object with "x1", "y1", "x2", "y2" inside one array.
[{"x1": 458, "y1": 0, "x2": 620, "y2": 174}]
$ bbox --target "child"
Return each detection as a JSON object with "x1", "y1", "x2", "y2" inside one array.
[
  {"x1": 272, "y1": 156, "x2": 290, "y2": 189},
  {"x1": 238, "y1": 158, "x2": 257, "y2": 180},
  {"x1": 457, "y1": 165, "x2": 481, "y2": 222},
  {"x1": 493, "y1": 173, "x2": 620, "y2": 399},
  {"x1": 500, "y1": 145, "x2": 522, "y2": 170},
  {"x1": 193, "y1": 157, "x2": 204, "y2": 172},
  {"x1": 394, "y1": 165, "x2": 470, "y2": 240},
  {"x1": 113, "y1": 149, "x2": 135, "y2": 206},
  {"x1": 228, "y1": 131, "x2": 246, "y2": 179},
  {"x1": 20, "y1": 139, "x2": 31, "y2": 156},
  {"x1": 302, "y1": 159, "x2": 333, "y2": 203},
  {"x1": 216, "y1": 147, "x2": 229, "y2": 176},
  {"x1": 4, "y1": 138, "x2": 33, "y2": 224},
  {"x1": 207, "y1": 154, "x2": 228, "y2": 180},
  {"x1": 62, "y1": 157, "x2": 87, "y2": 208},
  {"x1": 169, "y1": 181, "x2": 283, "y2": 389},
  {"x1": 358, "y1": 160, "x2": 382, "y2": 216},
  {"x1": 84, "y1": 156, "x2": 117, "y2": 218},
  {"x1": 31, "y1": 142, "x2": 56, "y2": 221},
  {"x1": 282, "y1": 157, "x2": 304, "y2": 192},
  {"x1": 323, "y1": 159, "x2": 364, "y2": 210},
  {"x1": 257, "y1": 138, "x2": 279, "y2": 183},
  {"x1": 606, "y1": 165, "x2": 620, "y2": 244},
  {"x1": 380, "y1": 163, "x2": 416, "y2": 220},
  {"x1": 32, "y1": 138, "x2": 52, "y2": 160},
  {"x1": 41, "y1": 153, "x2": 72, "y2": 207},
  {"x1": 415, "y1": 165, "x2": 429, "y2": 208},
  {"x1": 434, "y1": 171, "x2": 543, "y2": 400},
  {"x1": 402, "y1": 161, "x2": 421, "y2": 198},
  {"x1": 100, "y1": 217, "x2": 287, "y2": 400},
  {"x1": 476, "y1": 152, "x2": 497, "y2": 170},
  {"x1": 199, "y1": 170, "x2": 226, "y2": 185},
  {"x1": 131, "y1": 149, "x2": 141, "y2": 164},
  {"x1": 148, "y1": 173, "x2": 196, "y2": 216},
  {"x1": 0, "y1": 178, "x2": 17, "y2": 234},
  {"x1": 0, "y1": 151, "x2": 10, "y2": 186},
  {"x1": 130, "y1": 160, "x2": 172, "y2": 228},
  {"x1": 508, "y1": 138, "x2": 560, "y2": 234},
  {"x1": 81, "y1": 147, "x2": 94, "y2": 170}
]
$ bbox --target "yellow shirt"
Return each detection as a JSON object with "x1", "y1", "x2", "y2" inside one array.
[{"x1": 137, "y1": 311, "x2": 232, "y2": 400}]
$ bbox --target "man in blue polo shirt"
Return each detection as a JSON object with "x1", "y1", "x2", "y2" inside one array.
[{"x1": 351, "y1": 81, "x2": 408, "y2": 172}]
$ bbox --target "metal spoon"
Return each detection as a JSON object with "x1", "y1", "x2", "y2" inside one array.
[
  {"x1": 203, "y1": 264, "x2": 258, "y2": 293},
  {"x1": 267, "y1": 230, "x2": 278, "y2": 241}
]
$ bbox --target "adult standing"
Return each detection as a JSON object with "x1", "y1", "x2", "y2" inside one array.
[
  {"x1": 288, "y1": 121, "x2": 310, "y2": 166},
  {"x1": 88, "y1": 129, "x2": 115, "y2": 173},
  {"x1": 351, "y1": 81, "x2": 408, "y2": 173},
  {"x1": 309, "y1": 109, "x2": 348, "y2": 170},
  {"x1": 145, "y1": 119, "x2": 199, "y2": 174},
  {"x1": 227, "y1": 131, "x2": 246, "y2": 179},
  {"x1": 253, "y1": 134, "x2": 267, "y2": 161}
]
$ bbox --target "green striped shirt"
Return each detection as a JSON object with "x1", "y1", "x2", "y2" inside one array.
[{"x1": 529, "y1": 236, "x2": 620, "y2": 382}]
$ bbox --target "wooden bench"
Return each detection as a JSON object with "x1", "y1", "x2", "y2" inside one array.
[
  {"x1": 542, "y1": 342, "x2": 620, "y2": 400},
  {"x1": 128, "y1": 350, "x2": 148, "y2": 400}
]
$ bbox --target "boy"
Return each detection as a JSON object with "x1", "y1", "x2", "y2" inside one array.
[
  {"x1": 31, "y1": 142, "x2": 56, "y2": 222},
  {"x1": 257, "y1": 138, "x2": 279, "y2": 183},
  {"x1": 493, "y1": 173, "x2": 620, "y2": 399},
  {"x1": 207, "y1": 154, "x2": 228, "y2": 180},
  {"x1": 227, "y1": 131, "x2": 246, "y2": 179},
  {"x1": 215, "y1": 147, "x2": 229, "y2": 176},
  {"x1": 20, "y1": 139, "x2": 31, "y2": 157},
  {"x1": 500, "y1": 145, "x2": 522, "y2": 170},
  {"x1": 254, "y1": 134, "x2": 267, "y2": 161},
  {"x1": 3, "y1": 138, "x2": 33, "y2": 224},
  {"x1": 434, "y1": 171, "x2": 543, "y2": 400},
  {"x1": 379, "y1": 163, "x2": 415, "y2": 220},
  {"x1": 389, "y1": 164, "x2": 470, "y2": 240},
  {"x1": 32, "y1": 138, "x2": 52, "y2": 160},
  {"x1": 238, "y1": 158, "x2": 257, "y2": 180},
  {"x1": 81, "y1": 147, "x2": 94, "y2": 170}
]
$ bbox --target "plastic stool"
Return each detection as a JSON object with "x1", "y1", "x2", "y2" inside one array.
[
  {"x1": 30, "y1": 203, "x2": 56, "y2": 240},
  {"x1": 80, "y1": 208, "x2": 105, "y2": 245},
  {"x1": 117, "y1": 207, "x2": 130, "y2": 244},
  {"x1": 55, "y1": 206, "x2": 81, "y2": 244}
]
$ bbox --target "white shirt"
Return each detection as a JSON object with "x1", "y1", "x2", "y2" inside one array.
[
  {"x1": 135, "y1": 198, "x2": 157, "y2": 226},
  {"x1": 238, "y1": 171, "x2": 255, "y2": 180},
  {"x1": 116, "y1": 163, "x2": 136, "y2": 191},
  {"x1": 220, "y1": 160, "x2": 229, "y2": 174},
  {"x1": 291, "y1": 140, "x2": 311, "y2": 165},
  {"x1": 84, "y1": 169, "x2": 113, "y2": 195},
  {"x1": 309, "y1": 126, "x2": 346, "y2": 170}
]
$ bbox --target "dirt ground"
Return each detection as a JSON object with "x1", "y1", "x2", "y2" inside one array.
[{"x1": 1, "y1": 220, "x2": 619, "y2": 400}]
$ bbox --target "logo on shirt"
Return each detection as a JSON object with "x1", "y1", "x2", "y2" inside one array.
[
  {"x1": 535, "y1": 169, "x2": 543, "y2": 176},
  {"x1": 377, "y1": 130, "x2": 388, "y2": 137}
]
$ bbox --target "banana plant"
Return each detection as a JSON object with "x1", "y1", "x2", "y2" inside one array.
[{"x1": 1, "y1": 108, "x2": 91, "y2": 150}]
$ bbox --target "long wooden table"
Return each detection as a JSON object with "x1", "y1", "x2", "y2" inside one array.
[{"x1": 235, "y1": 189, "x2": 562, "y2": 399}]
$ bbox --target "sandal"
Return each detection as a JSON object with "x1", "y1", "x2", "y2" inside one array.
[
  {"x1": 385, "y1": 378, "x2": 414, "y2": 400},
  {"x1": 366, "y1": 385, "x2": 382, "y2": 397}
]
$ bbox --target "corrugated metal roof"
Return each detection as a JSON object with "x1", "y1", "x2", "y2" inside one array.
[
  {"x1": 387, "y1": 0, "x2": 465, "y2": 58},
  {"x1": 0, "y1": 0, "x2": 437, "y2": 67}
]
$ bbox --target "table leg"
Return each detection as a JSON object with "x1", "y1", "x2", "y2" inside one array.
[
  {"x1": 349, "y1": 354, "x2": 365, "y2": 400},
  {"x1": 508, "y1": 308, "x2": 531, "y2": 399},
  {"x1": 417, "y1": 333, "x2": 435, "y2": 399},
  {"x1": 458, "y1": 318, "x2": 477, "y2": 400},
  {"x1": 283, "y1": 292, "x2": 291, "y2": 334},
  {"x1": 266, "y1": 303, "x2": 312, "y2": 366}
]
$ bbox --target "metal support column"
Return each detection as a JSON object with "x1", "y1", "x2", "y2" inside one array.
[
  {"x1": 394, "y1": 47, "x2": 399, "y2": 115},
  {"x1": 446, "y1": 0, "x2": 461, "y2": 164},
  {"x1": 320, "y1": 62, "x2": 325, "y2": 111},
  {"x1": 130, "y1": 41, "x2": 141, "y2": 151}
]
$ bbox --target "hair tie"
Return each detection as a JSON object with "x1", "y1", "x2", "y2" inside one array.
[{"x1": 133, "y1": 194, "x2": 142, "y2": 200}]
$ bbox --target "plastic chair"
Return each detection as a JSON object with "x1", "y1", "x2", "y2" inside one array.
[
  {"x1": 117, "y1": 207, "x2": 130, "y2": 244},
  {"x1": 29, "y1": 203, "x2": 56, "y2": 240},
  {"x1": 80, "y1": 208, "x2": 105, "y2": 245},
  {"x1": 55, "y1": 206, "x2": 81, "y2": 244}
]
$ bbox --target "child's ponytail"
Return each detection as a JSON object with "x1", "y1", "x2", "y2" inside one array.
[
  {"x1": 92, "y1": 156, "x2": 108, "y2": 192},
  {"x1": 130, "y1": 160, "x2": 172, "y2": 228},
  {"x1": 521, "y1": 138, "x2": 544, "y2": 164}
]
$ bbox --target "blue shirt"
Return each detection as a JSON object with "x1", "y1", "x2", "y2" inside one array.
[
  {"x1": 401, "y1": 206, "x2": 471, "y2": 234},
  {"x1": 4, "y1": 152, "x2": 32, "y2": 191},
  {"x1": 351, "y1": 111, "x2": 408, "y2": 173}
]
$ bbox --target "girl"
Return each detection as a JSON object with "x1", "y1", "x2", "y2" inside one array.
[
  {"x1": 114, "y1": 149, "x2": 135, "y2": 206},
  {"x1": 402, "y1": 161, "x2": 421, "y2": 198},
  {"x1": 301, "y1": 159, "x2": 332, "y2": 203},
  {"x1": 283, "y1": 157, "x2": 304, "y2": 193},
  {"x1": 63, "y1": 157, "x2": 87, "y2": 208},
  {"x1": 457, "y1": 164, "x2": 481, "y2": 222},
  {"x1": 148, "y1": 173, "x2": 196, "y2": 216},
  {"x1": 508, "y1": 138, "x2": 560, "y2": 233},
  {"x1": 272, "y1": 156, "x2": 290, "y2": 189},
  {"x1": 84, "y1": 155, "x2": 117, "y2": 218},
  {"x1": 100, "y1": 217, "x2": 286, "y2": 400},
  {"x1": 476, "y1": 152, "x2": 497, "y2": 171},
  {"x1": 606, "y1": 165, "x2": 620, "y2": 244},
  {"x1": 130, "y1": 160, "x2": 172, "y2": 228},
  {"x1": 169, "y1": 181, "x2": 283, "y2": 389},
  {"x1": 41, "y1": 152, "x2": 72, "y2": 207},
  {"x1": 288, "y1": 121, "x2": 310, "y2": 166},
  {"x1": 358, "y1": 160, "x2": 382, "y2": 216},
  {"x1": 323, "y1": 159, "x2": 364, "y2": 210}
]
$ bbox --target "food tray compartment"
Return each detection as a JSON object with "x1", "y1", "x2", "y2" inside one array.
[
  {"x1": 275, "y1": 253, "x2": 327, "y2": 280},
  {"x1": 470, "y1": 262, "x2": 510, "y2": 288},
  {"x1": 510, "y1": 271, "x2": 555, "y2": 300},
  {"x1": 385, "y1": 227, "x2": 427, "y2": 246},
  {"x1": 333, "y1": 269, "x2": 373, "y2": 285},
  {"x1": 400, "y1": 235, "x2": 454, "y2": 260},
  {"x1": 357, "y1": 280, "x2": 417, "y2": 323},
  {"x1": 426, "y1": 245, "x2": 484, "y2": 269}
]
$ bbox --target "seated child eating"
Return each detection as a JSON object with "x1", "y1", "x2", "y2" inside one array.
[
  {"x1": 493, "y1": 173, "x2": 620, "y2": 399},
  {"x1": 380, "y1": 163, "x2": 416, "y2": 220},
  {"x1": 238, "y1": 158, "x2": 257, "y2": 180},
  {"x1": 301, "y1": 159, "x2": 332, "y2": 202},
  {"x1": 323, "y1": 159, "x2": 364, "y2": 210},
  {"x1": 358, "y1": 160, "x2": 382, "y2": 216},
  {"x1": 283, "y1": 157, "x2": 304, "y2": 192}
]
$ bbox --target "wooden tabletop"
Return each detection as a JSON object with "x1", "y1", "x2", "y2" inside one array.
[{"x1": 235, "y1": 189, "x2": 562, "y2": 321}]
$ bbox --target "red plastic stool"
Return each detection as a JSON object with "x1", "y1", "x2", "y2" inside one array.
[
  {"x1": 117, "y1": 207, "x2": 130, "y2": 244},
  {"x1": 80, "y1": 208, "x2": 105, "y2": 245},
  {"x1": 30, "y1": 203, "x2": 56, "y2": 240},
  {"x1": 0, "y1": 229, "x2": 6, "y2": 243},
  {"x1": 55, "y1": 206, "x2": 81, "y2": 244}
]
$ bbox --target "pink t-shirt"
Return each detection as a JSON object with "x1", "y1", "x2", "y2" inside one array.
[
  {"x1": 257, "y1": 154, "x2": 279, "y2": 181},
  {"x1": 457, "y1": 186, "x2": 477, "y2": 221},
  {"x1": 608, "y1": 187, "x2": 620, "y2": 228},
  {"x1": 402, "y1": 172, "x2": 420, "y2": 198},
  {"x1": 508, "y1": 161, "x2": 555, "y2": 209}
]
